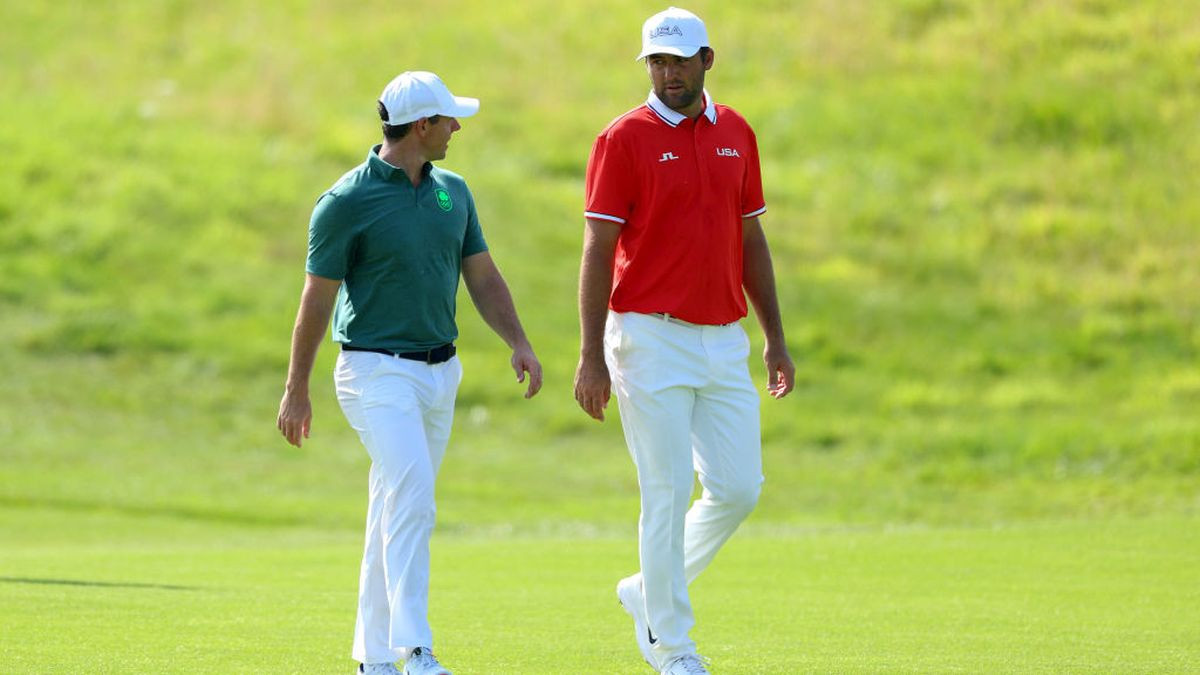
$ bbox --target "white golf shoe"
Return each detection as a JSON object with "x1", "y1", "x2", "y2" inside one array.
[
  {"x1": 403, "y1": 647, "x2": 451, "y2": 675},
  {"x1": 358, "y1": 664, "x2": 402, "y2": 675},
  {"x1": 616, "y1": 573, "x2": 657, "y2": 670},
  {"x1": 660, "y1": 654, "x2": 710, "y2": 674}
]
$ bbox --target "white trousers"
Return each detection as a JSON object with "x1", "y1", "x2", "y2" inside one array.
[
  {"x1": 605, "y1": 311, "x2": 763, "y2": 665},
  {"x1": 334, "y1": 350, "x2": 462, "y2": 664}
]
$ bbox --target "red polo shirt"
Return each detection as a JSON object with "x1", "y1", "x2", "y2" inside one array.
[{"x1": 585, "y1": 90, "x2": 766, "y2": 325}]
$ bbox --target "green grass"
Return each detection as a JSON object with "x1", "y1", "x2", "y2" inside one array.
[
  {"x1": 2, "y1": 0, "x2": 1199, "y2": 671},
  {"x1": 2, "y1": 509, "x2": 1196, "y2": 673},
  {"x1": 0, "y1": 0, "x2": 1196, "y2": 527}
]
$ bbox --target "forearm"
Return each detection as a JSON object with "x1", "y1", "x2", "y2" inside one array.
[
  {"x1": 573, "y1": 219, "x2": 619, "y2": 420},
  {"x1": 471, "y1": 275, "x2": 532, "y2": 351},
  {"x1": 578, "y1": 225, "x2": 617, "y2": 360},
  {"x1": 743, "y1": 223, "x2": 786, "y2": 346},
  {"x1": 277, "y1": 274, "x2": 340, "y2": 446},
  {"x1": 461, "y1": 252, "x2": 533, "y2": 351},
  {"x1": 284, "y1": 277, "x2": 340, "y2": 393},
  {"x1": 285, "y1": 322, "x2": 325, "y2": 395}
]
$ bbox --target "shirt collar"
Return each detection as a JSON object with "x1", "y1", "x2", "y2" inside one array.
[
  {"x1": 645, "y1": 89, "x2": 718, "y2": 128},
  {"x1": 367, "y1": 144, "x2": 433, "y2": 182}
]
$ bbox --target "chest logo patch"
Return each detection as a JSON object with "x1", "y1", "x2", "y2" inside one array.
[
  {"x1": 716, "y1": 147, "x2": 741, "y2": 157},
  {"x1": 435, "y1": 188, "x2": 453, "y2": 211}
]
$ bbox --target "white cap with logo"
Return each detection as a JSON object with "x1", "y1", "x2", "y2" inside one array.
[
  {"x1": 378, "y1": 71, "x2": 480, "y2": 126},
  {"x1": 636, "y1": 6, "x2": 709, "y2": 60}
]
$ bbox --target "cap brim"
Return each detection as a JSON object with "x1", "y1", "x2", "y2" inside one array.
[
  {"x1": 442, "y1": 96, "x2": 479, "y2": 118},
  {"x1": 636, "y1": 44, "x2": 702, "y2": 60}
]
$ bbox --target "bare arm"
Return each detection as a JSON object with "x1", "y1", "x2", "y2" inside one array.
[
  {"x1": 277, "y1": 273, "x2": 342, "y2": 446},
  {"x1": 742, "y1": 216, "x2": 795, "y2": 399},
  {"x1": 574, "y1": 218, "x2": 621, "y2": 421},
  {"x1": 461, "y1": 251, "x2": 542, "y2": 399}
]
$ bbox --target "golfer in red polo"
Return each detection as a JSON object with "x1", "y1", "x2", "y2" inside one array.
[{"x1": 574, "y1": 7, "x2": 795, "y2": 674}]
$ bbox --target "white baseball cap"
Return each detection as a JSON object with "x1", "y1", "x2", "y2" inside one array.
[
  {"x1": 378, "y1": 71, "x2": 479, "y2": 126},
  {"x1": 636, "y1": 7, "x2": 709, "y2": 60}
]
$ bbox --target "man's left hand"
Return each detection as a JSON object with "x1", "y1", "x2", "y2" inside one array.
[
  {"x1": 511, "y1": 346, "x2": 543, "y2": 399},
  {"x1": 764, "y1": 345, "x2": 795, "y2": 399}
]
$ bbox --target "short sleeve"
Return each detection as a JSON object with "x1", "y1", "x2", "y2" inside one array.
[
  {"x1": 305, "y1": 192, "x2": 353, "y2": 280},
  {"x1": 461, "y1": 188, "x2": 488, "y2": 257},
  {"x1": 740, "y1": 126, "x2": 767, "y2": 219},
  {"x1": 584, "y1": 131, "x2": 634, "y2": 224}
]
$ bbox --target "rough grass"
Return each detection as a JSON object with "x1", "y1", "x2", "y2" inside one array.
[{"x1": 1, "y1": 0, "x2": 1196, "y2": 529}]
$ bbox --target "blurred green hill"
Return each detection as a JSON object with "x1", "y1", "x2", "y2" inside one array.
[{"x1": 1, "y1": 0, "x2": 1196, "y2": 531}]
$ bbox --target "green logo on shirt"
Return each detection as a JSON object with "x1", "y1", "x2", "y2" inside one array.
[{"x1": 435, "y1": 188, "x2": 453, "y2": 212}]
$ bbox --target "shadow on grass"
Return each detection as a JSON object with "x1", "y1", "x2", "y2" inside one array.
[{"x1": 0, "y1": 576, "x2": 199, "y2": 591}]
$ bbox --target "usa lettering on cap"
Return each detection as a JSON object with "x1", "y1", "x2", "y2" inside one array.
[{"x1": 636, "y1": 7, "x2": 709, "y2": 60}]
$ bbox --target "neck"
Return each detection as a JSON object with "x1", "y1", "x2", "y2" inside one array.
[
  {"x1": 663, "y1": 90, "x2": 707, "y2": 120},
  {"x1": 677, "y1": 99, "x2": 704, "y2": 119},
  {"x1": 690, "y1": 91, "x2": 709, "y2": 119},
  {"x1": 377, "y1": 140, "x2": 429, "y2": 187}
]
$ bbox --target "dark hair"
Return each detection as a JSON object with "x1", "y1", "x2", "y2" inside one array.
[
  {"x1": 378, "y1": 101, "x2": 412, "y2": 140},
  {"x1": 377, "y1": 101, "x2": 441, "y2": 140}
]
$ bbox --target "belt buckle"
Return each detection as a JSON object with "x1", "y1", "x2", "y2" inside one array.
[{"x1": 657, "y1": 312, "x2": 692, "y2": 328}]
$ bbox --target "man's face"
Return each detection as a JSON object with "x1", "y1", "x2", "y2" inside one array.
[
  {"x1": 646, "y1": 50, "x2": 713, "y2": 114},
  {"x1": 422, "y1": 116, "x2": 461, "y2": 161}
]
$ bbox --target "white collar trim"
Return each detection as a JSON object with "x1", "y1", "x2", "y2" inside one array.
[{"x1": 646, "y1": 89, "x2": 717, "y2": 127}]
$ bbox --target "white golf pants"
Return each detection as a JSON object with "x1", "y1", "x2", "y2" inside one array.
[
  {"x1": 334, "y1": 350, "x2": 462, "y2": 665},
  {"x1": 605, "y1": 311, "x2": 763, "y2": 665}
]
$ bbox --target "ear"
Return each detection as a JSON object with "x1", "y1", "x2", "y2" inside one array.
[{"x1": 702, "y1": 48, "x2": 715, "y2": 71}]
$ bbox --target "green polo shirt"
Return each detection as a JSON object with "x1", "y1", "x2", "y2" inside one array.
[{"x1": 306, "y1": 145, "x2": 488, "y2": 351}]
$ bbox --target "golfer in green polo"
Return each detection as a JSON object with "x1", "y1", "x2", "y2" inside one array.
[{"x1": 277, "y1": 71, "x2": 542, "y2": 675}]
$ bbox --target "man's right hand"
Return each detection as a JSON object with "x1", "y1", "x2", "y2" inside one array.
[
  {"x1": 574, "y1": 355, "x2": 612, "y2": 421},
  {"x1": 277, "y1": 388, "x2": 313, "y2": 447},
  {"x1": 277, "y1": 273, "x2": 342, "y2": 448}
]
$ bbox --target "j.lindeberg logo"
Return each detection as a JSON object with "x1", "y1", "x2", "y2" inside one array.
[
  {"x1": 648, "y1": 25, "x2": 684, "y2": 39},
  {"x1": 716, "y1": 147, "x2": 741, "y2": 157},
  {"x1": 659, "y1": 151, "x2": 680, "y2": 162}
]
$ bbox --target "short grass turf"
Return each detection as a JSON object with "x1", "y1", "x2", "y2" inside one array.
[{"x1": 2, "y1": 509, "x2": 1196, "y2": 673}]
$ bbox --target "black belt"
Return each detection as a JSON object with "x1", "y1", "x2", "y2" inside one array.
[{"x1": 342, "y1": 343, "x2": 456, "y2": 364}]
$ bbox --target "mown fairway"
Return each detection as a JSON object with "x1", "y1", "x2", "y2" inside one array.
[
  {"x1": 3, "y1": 509, "x2": 1196, "y2": 673},
  {"x1": 1, "y1": 0, "x2": 1197, "y2": 672}
]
